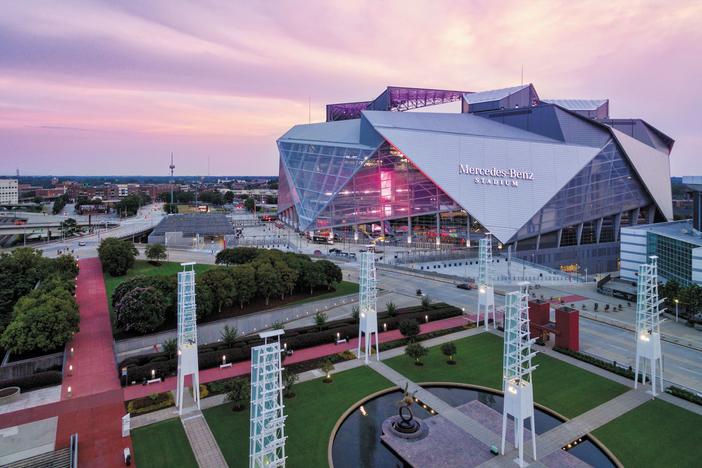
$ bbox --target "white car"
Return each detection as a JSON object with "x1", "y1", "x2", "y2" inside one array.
[{"x1": 78, "y1": 241, "x2": 87, "y2": 247}]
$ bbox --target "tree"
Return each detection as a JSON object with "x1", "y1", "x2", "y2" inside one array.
[
  {"x1": 216, "y1": 247, "x2": 260, "y2": 265},
  {"x1": 321, "y1": 359, "x2": 335, "y2": 383},
  {"x1": 244, "y1": 197, "x2": 256, "y2": 212},
  {"x1": 386, "y1": 302, "x2": 397, "y2": 317},
  {"x1": 162, "y1": 338, "x2": 177, "y2": 358},
  {"x1": 198, "y1": 191, "x2": 224, "y2": 206},
  {"x1": 405, "y1": 342, "x2": 428, "y2": 366},
  {"x1": 224, "y1": 191, "x2": 235, "y2": 204},
  {"x1": 421, "y1": 295, "x2": 431, "y2": 310},
  {"x1": 0, "y1": 287, "x2": 80, "y2": 354},
  {"x1": 52, "y1": 194, "x2": 69, "y2": 214},
  {"x1": 163, "y1": 203, "x2": 178, "y2": 214},
  {"x1": 302, "y1": 262, "x2": 326, "y2": 294},
  {"x1": 441, "y1": 342, "x2": 457, "y2": 364},
  {"x1": 48, "y1": 254, "x2": 79, "y2": 280},
  {"x1": 114, "y1": 287, "x2": 167, "y2": 333},
  {"x1": 399, "y1": 319, "x2": 420, "y2": 342},
  {"x1": 225, "y1": 378, "x2": 250, "y2": 411},
  {"x1": 60, "y1": 218, "x2": 78, "y2": 237},
  {"x1": 255, "y1": 262, "x2": 282, "y2": 305},
  {"x1": 195, "y1": 279, "x2": 215, "y2": 319},
  {"x1": 317, "y1": 260, "x2": 342, "y2": 290},
  {"x1": 200, "y1": 268, "x2": 236, "y2": 313},
  {"x1": 115, "y1": 194, "x2": 149, "y2": 217},
  {"x1": 98, "y1": 238, "x2": 137, "y2": 276},
  {"x1": 282, "y1": 369, "x2": 299, "y2": 398},
  {"x1": 276, "y1": 261, "x2": 298, "y2": 299},
  {"x1": 220, "y1": 325, "x2": 238, "y2": 346},
  {"x1": 314, "y1": 310, "x2": 327, "y2": 329},
  {"x1": 145, "y1": 244, "x2": 167, "y2": 265},
  {"x1": 351, "y1": 305, "x2": 359, "y2": 322},
  {"x1": 231, "y1": 264, "x2": 256, "y2": 308}
]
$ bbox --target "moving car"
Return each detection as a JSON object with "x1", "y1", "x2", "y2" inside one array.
[{"x1": 456, "y1": 283, "x2": 474, "y2": 291}]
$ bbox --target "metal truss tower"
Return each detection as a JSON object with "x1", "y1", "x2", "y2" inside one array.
[
  {"x1": 250, "y1": 330, "x2": 287, "y2": 468},
  {"x1": 357, "y1": 251, "x2": 380, "y2": 363},
  {"x1": 477, "y1": 234, "x2": 496, "y2": 330},
  {"x1": 176, "y1": 262, "x2": 199, "y2": 414},
  {"x1": 634, "y1": 256, "x2": 665, "y2": 396},
  {"x1": 501, "y1": 282, "x2": 538, "y2": 467}
]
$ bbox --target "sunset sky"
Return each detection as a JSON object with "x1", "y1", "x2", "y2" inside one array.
[{"x1": 1, "y1": 0, "x2": 700, "y2": 176}]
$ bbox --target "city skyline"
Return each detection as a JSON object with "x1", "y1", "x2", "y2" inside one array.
[{"x1": 1, "y1": 0, "x2": 700, "y2": 176}]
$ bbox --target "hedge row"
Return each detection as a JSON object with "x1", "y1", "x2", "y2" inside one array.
[
  {"x1": 119, "y1": 303, "x2": 462, "y2": 385},
  {"x1": 666, "y1": 386, "x2": 702, "y2": 406},
  {"x1": 126, "y1": 391, "x2": 174, "y2": 416},
  {"x1": 553, "y1": 347, "x2": 648, "y2": 383},
  {"x1": 0, "y1": 370, "x2": 62, "y2": 392}
]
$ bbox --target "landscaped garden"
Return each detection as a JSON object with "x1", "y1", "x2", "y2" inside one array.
[
  {"x1": 593, "y1": 398, "x2": 702, "y2": 467},
  {"x1": 203, "y1": 366, "x2": 391, "y2": 468},
  {"x1": 384, "y1": 332, "x2": 628, "y2": 418},
  {"x1": 100, "y1": 243, "x2": 358, "y2": 338},
  {"x1": 132, "y1": 418, "x2": 198, "y2": 468}
]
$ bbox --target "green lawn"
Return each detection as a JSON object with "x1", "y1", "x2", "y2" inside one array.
[
  {"x1": 289, "y1": 280, "x2": 359, "y2": 305},
  {"x1": 384, "y1": 332, "x2": 628, "y2": 418},
  {"x1": 131, "y1": 418, "x2": 198, "y2": 468},
  {"x1": 104, "y1": 260, "x2": 215, "y2": 309},
  {"x1": 204, "y1": 366, "x2": 391, "y2": 468},
  {"x1": 593, "y1": 399, "x2": 702, "y2": 467}
]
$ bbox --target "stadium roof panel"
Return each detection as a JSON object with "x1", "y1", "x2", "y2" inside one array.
[
  {"x1": 462, "y1": 84, "x2": 531, "y2": 104},
  {"x1": 542, "y1": 99, "x2": 608, "y2": 111}
]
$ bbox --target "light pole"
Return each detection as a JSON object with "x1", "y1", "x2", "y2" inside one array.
[{"x1": 674, "y1": 298, "x2": 679, "y2": 323}]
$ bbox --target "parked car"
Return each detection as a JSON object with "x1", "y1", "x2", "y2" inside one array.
[
  {"x1": 456, "y1": 283, "x2": 473, "y2": 291},
  {"x1": 313, "y1": 249, "x2": 322, "y2": 256},
  {"x1": 329, "y1": 248, "x2": 342, "y2": 254},
  {"x1": 78, "y1": 241, "x2": 87, "y2": 246}
]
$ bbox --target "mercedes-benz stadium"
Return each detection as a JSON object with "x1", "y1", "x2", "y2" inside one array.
[{"x1": 277, "y1": 84, "x2": 674, "y2": 273}]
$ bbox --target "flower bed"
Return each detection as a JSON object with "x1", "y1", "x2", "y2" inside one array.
[{"x1": 126, "y1": 391, "x2": 175, "y2": 416}]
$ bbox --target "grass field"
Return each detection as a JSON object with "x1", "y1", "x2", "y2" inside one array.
[
  {"x1": 593, "y1": 398, "x2": 702, "y2": 467},
  {"x1": 288, "y1": 280, "x2": 358, "y2": 305},
  {"x1": 204, "y1": 366, "x2": 391, "y2": 468},
  {"x1": 383, "y1": 332, "x2": 628, "y2": 418},
  {"x1": 103, "y1": 260, "x2": 215, "y2": 310},
  {"x1": 131, "y1": 418, "x2": 198, "y2": 468}
]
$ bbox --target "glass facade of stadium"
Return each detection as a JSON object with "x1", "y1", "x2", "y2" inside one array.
[{"x1": 278, "y1": 85, "x2": 674, "y2": 273}]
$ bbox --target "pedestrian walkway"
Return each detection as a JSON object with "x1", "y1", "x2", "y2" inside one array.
[
  {"x1": 123, "y1": 314, "x2": 470, "y2": 400},
  {"x1": 179, "y1": 390, "x2": 227, "y2": 468},
  {"x1": 0, "y1": 258, "x2": 133, "y2": 468},
  {"x1": 479, "y1": 389, "x2": 650, "y2": 467}
]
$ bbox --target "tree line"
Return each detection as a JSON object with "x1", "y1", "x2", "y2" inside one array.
[
  {"x1": 0, "y1": 249, "x2": 80, "y2": 355},
  {"x1": 658, "y1": 280, "x2": 702, "y2": 322},
  {"x1": 111, "y1": 247, "x2": 342, "y2": 335}
]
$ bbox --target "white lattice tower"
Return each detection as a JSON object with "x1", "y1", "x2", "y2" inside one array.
[
  {"x1": 176, "y1": 262, "x2": 200, "y2": 414},
  {"x1": 250, "y1": 331, "x2": 287, "y2": 468},
  {"x1": 634, "y1": 256, "x2": 665, "y2": 396},
  {"x1": 477, "y1": 233, "x2": 496, "y2": 330},
  {"x1": 357, "y1": 251, "x2": 379, "y2": 363},
  {"x1": 501, "y1": 282, "x2": 538, "y2": 467}
]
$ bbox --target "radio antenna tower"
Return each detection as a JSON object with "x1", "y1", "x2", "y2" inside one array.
[
  {"x1": 169, "y1": 153, "x2": 176, "y2": 206},
  {"x1": 477, "y1": 233, "x2": 496, "y2": 330},
  {"x1": 357, "y1": 251, "x2": 379, "y2": 363},
  {"x1": 501, "y1": 282, "x2": 537, "y2": 467},
  {"x1": 634, "y1": 256, "x2": 665, "y2": 396}
]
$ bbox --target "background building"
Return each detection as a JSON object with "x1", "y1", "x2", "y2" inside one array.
[
  {"x1": 278, "y1": 84, "x2": 674, "y2": 273},
  {"x1": 148, "y1": 213, "x2": 234, "y2": 248},
  {"x1": 621, "y1": 177, "x2": 702, "y2": 287},
  {"x1": 0, "y1": 179, "x2": 19, "y2": 205}
]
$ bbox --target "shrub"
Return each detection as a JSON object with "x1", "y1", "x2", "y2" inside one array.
[
  {"x1": 321, "y1": 359, "x2": 335, "y2": 383},
  {"x1": 399, "y1": 319, "x2": 420, "y2": 342},
  {"x1": 282, "y1": 369, "x2": 299, "y2": 398},
  {"x1": 126, "y1": 392, "x2": 174, "y2": 416},
  {"x1": 421, "y1": 295, "x2": 431, "y2": 310},
  {"x1": 553, "y1": 347, "x2": 648, "y2": 383},
  {"x1": 441, "y1": 341, "x2": 457, "y2": 363},
  {"x1": 0, "y1": 370, "x2": 62, "y2": 392},
  {"x1": 351, "y1": 305, "x2": 359, "y2": 322},
  {"x1": 226, "y1": 378, "x2": 250, "y2": 411},
  {"x1": 405, "y1": 342, "x2": 428, "y2": 366},
  {"x1": 162, "y1": 338, "x2": 177, "y2": 358},
  {"x1": 220, "y1": 325, "x2": 238, "y2": 347},
  {"x1": 145, "y1": 244, "x2": 167, "y2": 264},
  {"x1": 114, "y1": 287, "x2": 167, "y2": 334},
  {"x1": 98, "y1": 238, "x2": 137, "y2": 276},
  {"x1": 386, "y1": 302, "x2": 397, "y2": 317},
  {"x1": 314, "y1": 311, "x2": 328, "y2": 329},
  {"x1": 666, "y1": 386, "x2": 702, "y2": 406}
]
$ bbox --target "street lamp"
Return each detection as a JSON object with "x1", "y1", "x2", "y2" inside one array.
[{"x1": 674, "y1": 298, "x2": 679, "y2": 323}]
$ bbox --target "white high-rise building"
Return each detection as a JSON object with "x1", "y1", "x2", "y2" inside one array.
[{"x1": 0, "y1": 179, "x2": 19, "y2": 205}]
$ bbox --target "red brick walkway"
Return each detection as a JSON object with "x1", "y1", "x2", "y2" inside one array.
[
  {"x1": 0, "y1": 258, "x2": 134, "y2": 467},
  {"x1": 124, "y1": 314, "x2": 471, "y2": 400}
]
